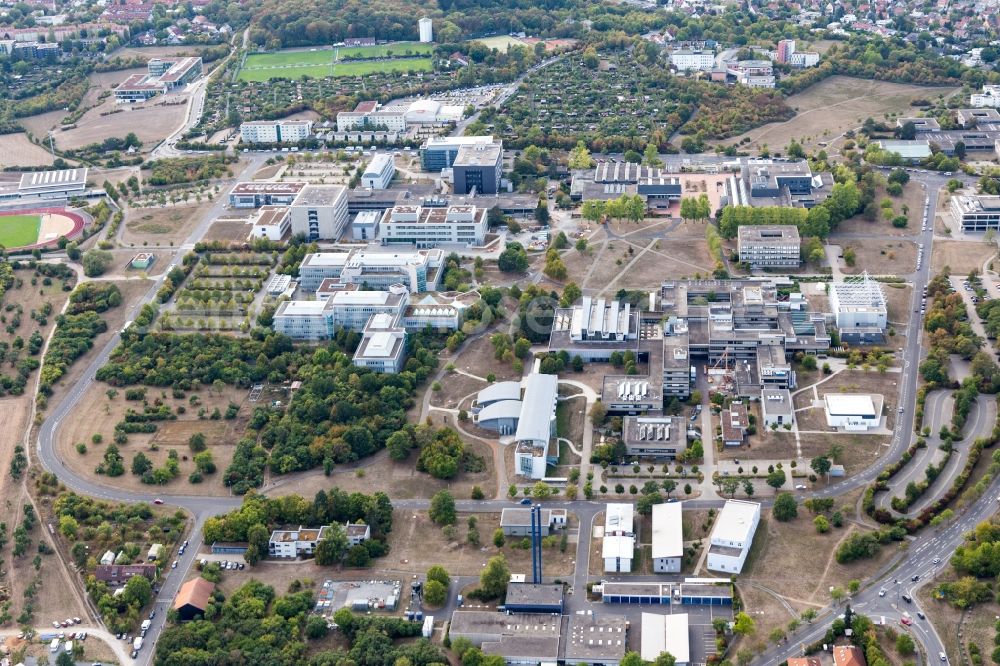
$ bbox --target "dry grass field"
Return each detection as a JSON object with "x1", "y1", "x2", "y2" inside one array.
[
  {"x1": 111, "y1": 46, "x2": 214, "y2": 60},
  {"x1": 840, "y1": 240, "x2": 917, "y2": 276},
  {"x1": 0, "y1": 133, "x2": 56, "y2": 168},
  {"x1": 203, "y1": 218, "x2": 254, "y2": 243},
  {"x1": 931, "y1": 239, "x2": 995, "y2": 275},
  {"x1": 123, "y1": 201, "x2": 215, "y2": 246},
  {"x1": 724, "y1": 77, "x2": 959, "y2": 153}
]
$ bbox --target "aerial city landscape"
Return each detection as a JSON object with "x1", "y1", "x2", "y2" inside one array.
[{"x1": 2, "y1": 0, "x2": 1000, "y2": 665}]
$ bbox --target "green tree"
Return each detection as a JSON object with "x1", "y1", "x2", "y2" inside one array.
[
  {"x1": 895, "y1": 633, "x2": 915, "y2": 656},
  {"x1": 773, "y1": 492, "x2": 798, "y2": 521},
  {"x1": 810, "y1": 455, "x2": 831, "y2": 478},
  {"x1": 733, "y1": 611, "x2": 756, "y2": 636},
  {"x1": 643, "y1": 142, "x2": 663, "y2": 167},
  {"x1": 82, "y1": 249, "x2": 114, "y2": 277},
  {"x1": 568, "y1": 141, "x2": 595, "y2": 170},
  {"x1": 315, "y1": 523, "x2": 350, "y2": 565},
  {"x1": 429, "y1": 490, "x2": 456, "y2": 526},
  {"x1": 766, "y1": 469, "x2": 787, "y2": 489},
  {"x1": 427, "y1": 565, "x2": 450, "y2": 588},
  {"x1": 424, "y1": 579, "x2": 447, "y2": 606},
  {"x1": 479, "y1": 555, "x2": 510, "y2": 599}
]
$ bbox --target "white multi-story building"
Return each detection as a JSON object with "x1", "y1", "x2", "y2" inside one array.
[
  {"x1": 737, "y1": 225, "x2": 801, "y2": 268},
  {"x1": 289, "y1": 185, "x2": 349, "y2": 241},
  {"x1": 249, "y1": 206, "x2": 290, "y2": 241},
  {"x1": 829, "y1": 274, "x2": 887, "y2": 344},
  {"x1": 670, "y1": 49, "x2": 715, "y2": 71},
  {"x1": 823, "y1": 393, "x2": 882, "y2": 431},
  {"x1": 379, "y1": 204, "x2": 487, "y2": 248},
  {"x1": 727, "y1": 60, "x2": 776, "y2": 88},
  {"x1": 352, "y1": 312, "x2": 407, "y2": 374},
  {"x1": 419, "y1": 17, "x2": 433, "y2": 43},
  {"x1": 268, "y1": 526, "x2": 328, "y2": 558},
  {"x1": 651, "y1": 502, "x2": 683, "y2": 573},
  {"x1": 298, "y1": 248, "x2": 441, "y2": 293},
  {"x1": 272, "y1": 285, "x2": 409, "y2": 339},
  {"x1": 706, "y1": 500, "x2": 760, "y2": 574},
  {"x1": 603, "y1": 503, "x2": 635, "y2": 573},
  {"x1": 336, "y1": 101, "x2": 407, "y2": 132},
  {"x1": 362, "y1": 154, "x2": 396, "y2": 189},
  {"x1": 513, "y1": 373, "x2": 559, "y2": 480},
  {"x1": 240, "y1": 119, "x2": 313, "y2": 144},
  {"x1": 971, "y1": 85, "x2": 1000, "y2": 108}
]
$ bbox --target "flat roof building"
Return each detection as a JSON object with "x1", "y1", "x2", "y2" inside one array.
[
  {"x1": 824, "y1": 393, "x2": 882, "y2": 431},
  {"x1": 761, "y1": 388, "x2": 794, "y2": 427},
  {"x1": 499, "y1": 507, "x2": 567, "y2": 536},
  {"x1": 830, "y1": 274, "x2": 887, "y2": 344},
  {"x1": 952, "y1": 194, "x2": 1000, "y2": 232},
  {"x1": 622, "y1": 416, "x2": 686, "y2": 459},
  {"x1": 268, "y1": 525, "x2": 329, "y2": 558},
  {"x1": 18, "y1": 168, "x2": 88, "y2": 198},
  {"x1": 603, "y1": 503, "x2": 635, "y2": 573},
  {"x1": 353, "y1": 312, "x2": 408, "y2": 374},
  {"x1": 875, "y1": 139, "x2": 931, "y2": 161},
  {"x1": 379, "y1": 204, "x2": 488, "y2": 248},
  {"x1": 229, "y1": 181, "x2": 306, "y2": 208},
  {"x1": 706, "y1": 500, "x2": 760, "y2": 574},
  {"x1": 504, "y1": 583, "x2": 564, "y2": 614},
  {"x1": 737, "y1": 225, "x2": 800, "y2": 268},
  {"x1": 241, "y1": 119, "x2": 313, "y2": 144},
  {"x1": 362, "y1": 154, "x2": 396, "y2": 190},
  {"x1": 114, "y1": 57, "x2": 202, "y2": 102},
  {"x1": 420, "y1": 135, "x2": 498, "y2": 171},
  {"x1": 250, "y1": 206, "x2": 290, "y2": 241},
  {"x1": 651, "y1": 502, "x2": 683, "y2": 573},
  {"x1": 640, "y1": 613, "x2": 690, "y2": 666},
  {"x1": 289, "y1": 184, "x2": 349, "y2": 240},
  {"x1": 453, "y1": 143, "x2": 503, "y2": 195}
]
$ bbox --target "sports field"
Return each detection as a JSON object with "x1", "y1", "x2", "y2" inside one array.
[
  {"x1": 238, "y1": 42, "x2": 434, "y2": 81},
  {"x1": 0, "y1": 214, "x2": 41, "y2": 249},
  {"x1": 473, "y1": 35, "x2": 529, "y2": 51}
]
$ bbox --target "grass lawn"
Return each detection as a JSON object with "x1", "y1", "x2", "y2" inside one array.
[
  {"x1": 336, "y1": 42, "x2": 433, "y2": 58},
  {"x1": 239, "y1": 56, "x2": 432, "y2": 81},
  {"x1": 473, "y1": 35, "x2": 528, "y2": 51},
  {"x1": 0, "y1": 214, "x2": 40, "y2": 248}
]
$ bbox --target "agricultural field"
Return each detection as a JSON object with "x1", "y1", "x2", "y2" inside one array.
[
  {"x1": 0, "y1": 133, "x2": 56, "y2": 169},
  {"x1": 722, "y1": 76, "x2": 960, "y2": 153},
  {"x1": 238, "y1": 44, "x2": 433, "y2": 81}
]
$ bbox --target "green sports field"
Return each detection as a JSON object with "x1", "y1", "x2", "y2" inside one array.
[
  {"x1": 0, "y1": 214, "x2": 41, "y2": 248},
  {"x1": 238, "y1": 42, "x2": 434, "y2": 81}
]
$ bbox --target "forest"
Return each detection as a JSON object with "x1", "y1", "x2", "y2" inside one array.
[{"x1": 95, "y1": 329, "x2": 441, "y2": 489}]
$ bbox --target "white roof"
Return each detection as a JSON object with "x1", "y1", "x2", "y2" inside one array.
[
  {"x1": 363, "y1": 332, "x2": 395, "y2": 358},
  {"x1": 602, "y1": 535, "x2": 635, "y2": 560},
  {"x1": 364, "y1": 154, "x2": 394, "y2": 176},
  {"x1": 651, "y1": 502, "x2": 683, "y2": 560},
  {"x1": 19, "y1": 167, "x2": 87, "y2": 190},
  {"x1": 514, "y1": 373, "x2": 558, "y2": 445},
  {"x1": 711, "y1": 500, "x2": 760, "y2": 544},
  {"x1": 477, "y1": 380, "x2": 522, "y2": 405},
  {"x1": 605, "y1": 503, "x2": 634, "y2": 534},
  {"x1": 477, "y1": 400, "x2": 523, "y2": 423},
  {"x1": 824, "y1": 393, "x2": 876, "y2": 416},
  {"x1": 640, "y1": 613, "x2": 689, "y2": 664},
  {"x1": 302, "y1": 252, "x2": 351, "y2": 267},
  {"x1": 330, "y1": 290, "x2": 390, "y2": 306},
  {"x1": 278, "y1": 300, "x2": 327, "y2": 316}
]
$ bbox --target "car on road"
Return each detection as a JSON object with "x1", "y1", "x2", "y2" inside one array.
[
  {"x1": 795, "y1": 484, "x2": 806, "y2": 490},
  {"x1": 917, "y1": 611, "x2": 926, "y2": 620},
  {"x1": 519, "y1": 498, "x2": 532, "y2": 505},
  {"x1": 900, "y1": 616, "x2": 912, "y2": 626},
  {"x1": 911, "y1": 575, "x2": 920, "y2": 582},
  {"x1": 878, "y1": 588, "x2": 886, "y2": 597},
  {"x1": 902, "y1": 593, "x2": 912, "y2": 603},
  {"x1": 153, "y1": 498, "x2": 163, "y2": 504},
  {"x1": 171, "y1": 560, "x2": 178, "y2": 569},
  {"x1": 932, "y1": 557, "x2": 940, "y2": 564},
  {"x1": 940, "y1": 651, "x2": 947, "y2": 662}
]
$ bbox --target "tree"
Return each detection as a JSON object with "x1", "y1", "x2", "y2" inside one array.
[
  {"x1": 829, "y1": 586, "x2": 845, "y2": 603},
  {"x1": 653, "y1": 652, "x2": 676, "y2": 666},
  {"x1": 315, "y1": 523, "x2": 350, "y2": 565},
  {"x1": 773, "y1": 492, "x2": 798, "y2": 521},
  {"x1": 122, "y1": 573, "x2": 152, "y2": 608},
  {"x1": 766, "y1": 469, "x2": 786, "y2": 489},
  {"x1": 810, "y1": 455, "x2": 832, "y2": 478},
  {"x1": 733, "y1": 612, "x2": 756, "y2": 636},
  {"x1": 424, "y1": 579, "x2": 447, "y2": 606},
  {"x1": 568, "y1": 141, "x2": 595, "y2": 170},
  {"x1": 429, "y1": 490, "x2": 456, "y2": 526},
  {"x1": 720, "y1": 477, "x2": 740, "y2": 498},
  {"x1": 305, "y1": 614, "x2": 329, "y2": 639},
  {"x1": 582, "y1": 47, "x2": 599, "y2": 69},
  {"x1": 531, "y1": 482, "x2": 552, "y2": 499},
  {"x1": 479, "y1": 555, "x2": 510, "y2": 599},
  {"x1": 188, "y1": 432, "x2": 207, "y2": 452},
  {"x1": 131, "y1": 452, "x2": 153, "y2": 476},
  {"x1": 814, "y1": 515, "x2": 830, "y2": 533},
  {"x1": 662, "y1": 479, "x2": 677, "y2": 498},
  {"x1": 427, "y1": 565, "x2": 450, "y2": 588},
  {"x1": 590, "y1": 401, "x2": 608, "y2": 427},
  {"x1": 643, "y1": 142, "x2": 663, "y2": 167},
  {"x1": 82, "y1": 249, "x2": 113, "y2": 277},
  {"x1": 895, "y1": 633, "x2": 915, "y2": 656}
]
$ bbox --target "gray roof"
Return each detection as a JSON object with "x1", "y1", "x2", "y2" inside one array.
[
  {"x1": 478, "y1": 400, "x2": 523, "y2": 423},
  {"x1": 514, "y1": 373, "x2": 558, "y2": 444},
  {"x1": 505, "y1": 583, "x2": 564, "y2": 608},
  {"x1": 477, "y1": 381, "x2": 522, "y2": 406}
]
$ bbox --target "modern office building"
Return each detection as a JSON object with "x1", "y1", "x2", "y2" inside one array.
[
  {"x1": 249, "y1": 206, "x2": 290, "y2": 241},
  {"x1": 272, "y1": 285, "x2": 408, "y2": 339},
  {"x1": 379, "y1": 204, "x2": 488, "y2": 247},
  {"x1": 419, "y1": 17, "x2": 433, "y2": 43},
  {"x1": 419, "y1": 136, "x2": 497, "y2": 171},
  {"x1": 268, "y1": 526, "x2": 329, "y2": 558},
  {"x1": 298, "y1": 248, "x2": 441, "y2": 293},
  {"x1": 352, "y1": 312, "x2": 407, "y2": 374},
  {"x1": 651, "y1": 502, "x2": 683, "y2": 573},
  {"x1": 829, "y1": 274, "x2": 887, "y2": 343},
  {"x1": 228, "y1": 182, "x2": 306, "y2": 208},
  {"x1": 352, "y1": 210, "x2": 381, "y2": 240},
  {"x1": 726, "y1": 60, "x2": 775, "y2": 87},
  {"x1": 706, "y1": 500, "x2": 760, "y2": 574},
  {"x1": 289, "y1": 185, "x2": 349, "y2": 240},
  {"x1": 737, "y1": 225, "x2": 801, "y2": 268},
  {"x1": 513, "y1": 373, "x2": 559, "y2": 480},
  {"x1": 670, "y1": 48, "x2": 715, "y2": 71},
  {"x1": 823, "y1": 393, "x2": 882, "y2": 431},
  {"x1": 952, "y1": 194, "x2": 1000, "y2": 231},
  {"x1": 114, "y1": 57, "x2": 202, "y2": 102},
  {"x1": 761, "y1": 388, "x2": 794, "y2": 428},
  {"x1": 452, "y1": 143, "x2": 503, "y2": 195},
  {"x1": 622, "y1": 416, "x2": 687, "y2": 459},
  {"x1": 240, "y1": 119, "x2": 313, "y2": 144},
  {"x1": 361, "y1": 154, "x2": 396, "y2": 189}
]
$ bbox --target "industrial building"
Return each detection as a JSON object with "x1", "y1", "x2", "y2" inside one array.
[
  {"x1": 725, "y1": 160, "x2": 833, "y2": 208},
  {"x1": 499, "y1": 507, "x2": 567, "y2": 536},
  {"x1": 18, "y1": 168, "x2": 89, "y2": 199},
  {"x1": 352, "y1": 312, "x2": 408, "y2": 374},
  {"x1": 761, "y1": 388, "x2": 794, "y2": 428},
  {"x1": 952, "y1": 194, "x2": 1000, "y2": 231},
  {"x1": 641, "y1": 613, "x2": 690, "y2": 666},
  {"x1": 453, "y1": 143, "x2": 503, "y2": 195},
  {"x1": 829, "y1": 274, "x2": 887, "y2": 344},
  {"x1": 228, "y1": 182, "x2": 306, "y2": 208},
  {"x1": 622, "y1": 416, "x2": 686, "y2": 459},
  {"x1": 602, "y1": 376, "x2": 662, "y2": 415},
  {"x1": 603, "y1": 504, "x2": 635, "y2": 573},
  {"x1": 289, "y1": 184, "x2": 349, "y2": 240},
  {"x1": 651, "y1": 502, "x2": 683, "y2": 573},
  {"x1": 240, "y1": 119, "x2": 313, "y2": 144},
  {"x1": 823, "y1": 393, "x2": 882, "y2": 431},
  {"x1": 737, "y1": 225, "x2": 801, "y2": 268},
  {"x1": 706, "y1": 500, "x2": 760, "y2": 574},
  {"x1": 362, "y1": 154, "x2": 396, "y2": 189},
  {"x1": 114, "y1": 57, "x2": 202, "y2": 102},
  {"x1": 420, "y1": 136, "x2": 498, "y2": 171},
  {"x1": 379, "y1": 204, "x2": 488, "y2": 247},
  {"x1": 314, "y1": 579, "x2": 400, "y2": 617},
  {"x1": 268, "y1": 526, "x2": 329, "y2": 558},
  {"x1": 504, "y1": 583, "x2": 564, "y2": 614},
  {"x1": 513, "y1": 373, "x2": 560, "y2": 479},
  {"x1": 597, "y1": 580, "x2": 733, "y2": 606}
]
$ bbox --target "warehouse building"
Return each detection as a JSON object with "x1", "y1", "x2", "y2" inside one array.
[
  {"x1": 737, "y1": 225, "x2": 800, "y2": 268},
  {"x1": 503, "y1": 583, "x2": 564, "y2": 614},
  {"x1": 240, "y1": 119, "x2": 313, "y2": 144},
  {"x1": 706, "y1": 500, "x2": 760, "y2": 574},
  {"x1": 289, "y1": 184, "x2": 349, "y2": 240},
  {"x1": 651, "y1": 502, "x2": 683, "y2": 573}
]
